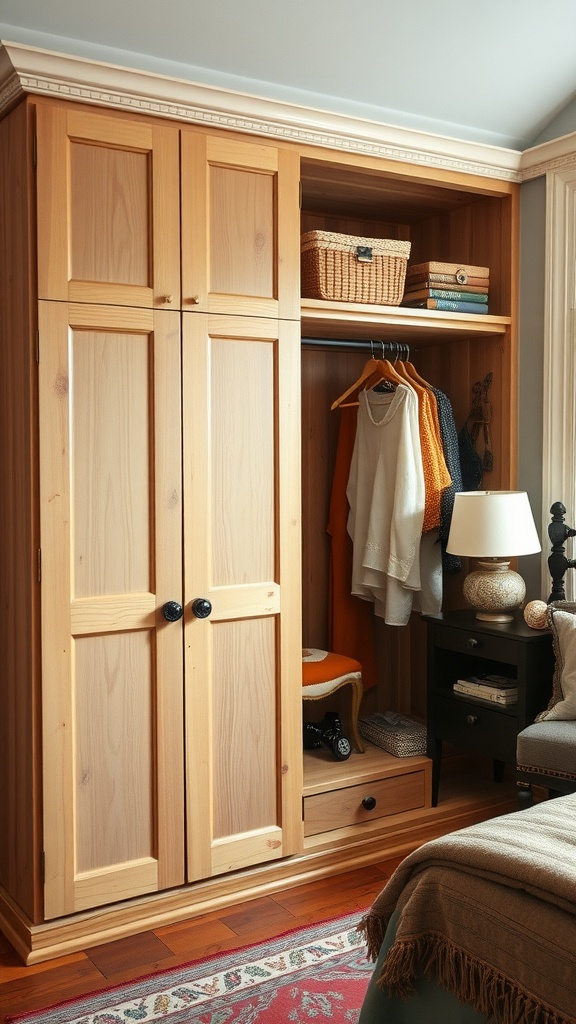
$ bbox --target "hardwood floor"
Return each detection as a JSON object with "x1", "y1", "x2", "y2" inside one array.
[{"x1": 0, "y1": 856, "x2": 403, "y2": 1022}]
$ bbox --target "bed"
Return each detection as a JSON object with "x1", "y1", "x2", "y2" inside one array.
[{"x1": 358, "y1": 793, "x2": 576, "y2": 1024}]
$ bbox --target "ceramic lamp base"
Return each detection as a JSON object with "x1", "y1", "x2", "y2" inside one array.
[{"x1": 462, "y1": 559, "x2": 526, "y2": 622}]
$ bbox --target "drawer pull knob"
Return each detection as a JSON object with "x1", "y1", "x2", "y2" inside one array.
[
  {"x1": 467, "y1": 638, "x2": 479, "y2": 648},
  {"x1": 466, "y1": 714, "x2": 479, "y2": 725},
  {"x1": 362, "y1": 796, "x2": 377, "y2": 811}
]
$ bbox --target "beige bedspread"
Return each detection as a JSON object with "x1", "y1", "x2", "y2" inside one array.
[{"x1": 360, "y1": 794, "x2": 576, "y2": 1024}]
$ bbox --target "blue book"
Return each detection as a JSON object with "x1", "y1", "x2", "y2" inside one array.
[
  {"x1": 404, "y1": 287, "x2": 488, "y2": 303},
  {"x1": 405, "y1": 298, "x2": 489, "y2": 314}
]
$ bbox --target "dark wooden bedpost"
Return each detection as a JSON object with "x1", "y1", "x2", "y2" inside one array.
[{"x1": 547, "y1": 502, "x2": 576, "y2": 602}]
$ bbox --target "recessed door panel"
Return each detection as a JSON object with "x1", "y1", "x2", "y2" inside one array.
[
  {"x1": 210, "y1": 336, "x2": 275, "y2": 586},
  {"x1": 70, "y1": 143, "x2": 150, "y2": 289},
  {"x1": 209, "y1": 164, "x2": 274, "y2": 299},
  {"x1": 74, "y1": 631, "x2": 154, "y2": 873},
  {"x1": 72, "y1": 329, "x2": 151, "y2": 597},
  {"x1": 212, "y1": 617, "x2": 277, "y2": 838}
]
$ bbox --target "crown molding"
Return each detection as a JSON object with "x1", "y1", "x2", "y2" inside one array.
[
  {"x1": 519, "y1": 132, "x2": 576, "y2": 181},
  {"x1": 0, "y1": 40, "x2": 525, "y2": 182}
]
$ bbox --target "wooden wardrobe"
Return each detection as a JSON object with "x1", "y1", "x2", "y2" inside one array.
[{"x1": 0, "y1": 80, "x2": 518, "y2": 962}]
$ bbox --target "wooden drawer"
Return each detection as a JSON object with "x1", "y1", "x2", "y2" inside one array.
[
  {"x1": 432, "y1": 694, "x2": 518, "y2": 762},
  {"x1": 303, "y1": 768, "x2": 427, "y2": 837},
  {"x1": 432, "y1": 625, "x2": 519, "y2": 665}
]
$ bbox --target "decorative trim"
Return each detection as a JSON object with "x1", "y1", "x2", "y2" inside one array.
[
  {"x1": 3, "y1": 42, "x2": 576, "y2": 182},
  {"x1": 0, "y1": 40, "x2": 523, "y2": 182},
  {"x1": 520, "y1": 134, "x2": 576, "y2": 181},
  {"x1": 541, "y1": 165, "x2": 576, "y2": 601},
  {"x1": 518, "y1": 764, "x2": 576, "y2": 782}
]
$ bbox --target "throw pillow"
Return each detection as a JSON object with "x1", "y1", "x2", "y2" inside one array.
[{"x1": 536, "y1": 601, "x2": 576, "y2": 721}]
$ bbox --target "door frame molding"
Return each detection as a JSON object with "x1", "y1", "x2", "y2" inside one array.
[{"x1": 541, "y1": 165, "x2": 576, "y2": 600}]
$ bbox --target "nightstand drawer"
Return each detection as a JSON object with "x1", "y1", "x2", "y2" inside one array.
[
  {"x1": 432, "y1": 694, "x2": 518, "y2": 762},
  {"x1": 303, "y1": 768, "x2": 426, "y2": 837},
  {"x1": 432, "y1": 625, "x2": 518, "y2": 665}
]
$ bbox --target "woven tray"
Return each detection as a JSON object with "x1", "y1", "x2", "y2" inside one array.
[
  {"x1": 358, "y1": 712, "x2": 427, "y2": 757},
  {"x1": 301, "y1": 230, "x2": 411, "y2": 305}
]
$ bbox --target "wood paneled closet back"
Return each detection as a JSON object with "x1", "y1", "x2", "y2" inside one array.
[{"x1": 0, "y1": 93, "x2": 518, "y2": 963}]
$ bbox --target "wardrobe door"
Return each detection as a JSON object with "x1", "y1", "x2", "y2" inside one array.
[
  {"x1": 182, "y1": 313, "x2": 302, "y2": 880},
  {"x1": 39, "y1": 301, "x2": 185, "y2": 919},
  {"x1": 180, "y1": 132, "x2": 300, "y2": 319},
  {"x1": 36, "y1": 104, "x2": 180, "y2": 309}
]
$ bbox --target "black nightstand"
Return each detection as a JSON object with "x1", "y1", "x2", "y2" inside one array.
[{"x1": 424, "y1": 610, "x2": 554, "y2": 806}]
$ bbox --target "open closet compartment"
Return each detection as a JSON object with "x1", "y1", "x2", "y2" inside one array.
[{"x1": 299, "y1": 150, "x2": 519, "y2": 846}]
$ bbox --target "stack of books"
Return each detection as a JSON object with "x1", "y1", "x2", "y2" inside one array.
[
  {"x1": 453, "y1": 674, "x2": 518, "y2": 705},
  {"x1": 402, "y1": 261, "x2": 489, "y2": 314}
]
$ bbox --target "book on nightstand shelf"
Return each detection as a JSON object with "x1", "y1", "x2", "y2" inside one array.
[{"x1": 453, "y1": 674, "x2": 518, "y2": 705}]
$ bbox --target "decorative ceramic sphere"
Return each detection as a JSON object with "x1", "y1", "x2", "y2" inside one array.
[{"x1": 523, "y1": 599, "x2": 548, "y2": 630}]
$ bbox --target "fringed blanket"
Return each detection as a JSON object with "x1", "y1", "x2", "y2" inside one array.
[{"x1": 359, "y1": 794, "x2": 576, "y2": 1024}]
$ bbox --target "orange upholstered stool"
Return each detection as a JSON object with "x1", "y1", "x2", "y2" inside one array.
[{"x1": 302, "y1": 649, "x2": 365, "y2": 753}]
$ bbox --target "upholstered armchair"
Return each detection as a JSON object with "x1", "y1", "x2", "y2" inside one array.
[{"x1": 517, "y1": 720, "x2": 576, "y2": 807}]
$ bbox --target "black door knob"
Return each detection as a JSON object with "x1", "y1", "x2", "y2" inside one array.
[
  {"x1": 362, "y1": 796, "x2": 377, "y2": 811},
  {"x1": 192, "y1": 598, "x2": 212, "y2": 619},
  {"x1": 162, "y1": 600, "x2": 183, "y2": 621},
  {"x1": 466, "y1": 714, "x2": 479, "y2": 726}
]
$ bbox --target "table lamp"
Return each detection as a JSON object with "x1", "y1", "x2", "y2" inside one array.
[{"x1": 446, "y1": 490, "x2": 541, "y2": 622}]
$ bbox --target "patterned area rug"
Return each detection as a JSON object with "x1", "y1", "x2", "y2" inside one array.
[{"x1": 8, "y1": 910, "x2": 372, "y2": 1024}]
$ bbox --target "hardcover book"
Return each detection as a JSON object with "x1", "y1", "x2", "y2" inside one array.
[
  {"x1": 453, "y1": 682, "x2": 518, "y2": 705},
  {"x1": 405, "y1": 271, "x2": 489, "y2": 289},
  {"x1": 457, "y1": 673, "x2": 517, "y2": 690},
  {"x1": 403, "y1": 298, "x2": 489, "y2": 314},
  {"x1": 406, "y1": 261, "x2": 490, "y2": 280},
  {"x1": 403, "y1": 288, "x2": 489, "y2": 303}
]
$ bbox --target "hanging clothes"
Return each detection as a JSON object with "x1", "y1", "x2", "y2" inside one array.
[
  {"x1": 393, "y1": 360, "x2": 461, "y2": 563},
  {"x1": 346, "y1": 385, "x2": 425, "y2": 626},
  {"x1": 327, "y1": 405, "x2": 379, "y2": 689},
  {"x1": 394, "y1": 367, "x2": 451, "y2": 534},
  {"x1": 392, "y1": 361, "x2": 449, "y2": 614},
  {"x1": 431, "y1": 385, "x2": 463, "y2": 573}
]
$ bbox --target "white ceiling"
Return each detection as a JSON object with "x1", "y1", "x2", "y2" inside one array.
[{"x1": 2, "y1": 0, "x2": 576, "y2": 151}]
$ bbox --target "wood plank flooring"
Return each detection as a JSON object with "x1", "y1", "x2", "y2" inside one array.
[{"x1": 0, "y1": 856, "x2": 403, "y2": 1023}]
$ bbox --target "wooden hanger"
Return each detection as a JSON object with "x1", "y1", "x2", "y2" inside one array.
[
  {"x1": 331, "y1": 348, "x2": 408, "y2": 409},
  {"x1": 370, "y1": 342, "x2": 414, "y2": 396},
  {"x1": 382, "y1": 343, "x2": 429, "y2": 391},
  {"x1": 330, "y1": 355, "x2": 382, "y2": 410},
  {"x1": 400, "y1": 355, "x2": 432, "y2": 389}
]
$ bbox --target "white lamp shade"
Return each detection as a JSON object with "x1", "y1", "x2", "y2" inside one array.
[{"x1": 446, "y1": 491, "x2": 541, "y2": 558}]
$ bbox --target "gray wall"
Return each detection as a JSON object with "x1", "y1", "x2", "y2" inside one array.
[{"x1": 533, "y1": 96, "x2": 576, "y2": 145}]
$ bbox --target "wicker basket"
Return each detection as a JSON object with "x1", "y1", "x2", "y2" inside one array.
[
  {"x1": 358, "y1": 712, "x2": 426, "y2": 757},
  {"x1": 301, "y1": 230, "x2": 411, "y2": 305}
]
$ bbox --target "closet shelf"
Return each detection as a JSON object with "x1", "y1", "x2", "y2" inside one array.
[{"x1": 301, "y1": 298, "x2": 511, "y2": 345}]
